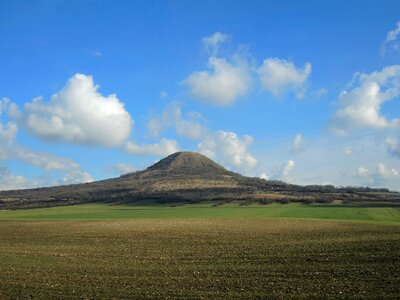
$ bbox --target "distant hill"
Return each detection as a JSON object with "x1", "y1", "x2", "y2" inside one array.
[{"x1": 0, "y1": 151, "x2": 399, "y2": 209}]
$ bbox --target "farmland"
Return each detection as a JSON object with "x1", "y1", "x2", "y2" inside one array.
[
  {"x1": 0, "y1": 202, "x2": 399, "y2": 224},
  {"x1": 0, "y1": 203, "x2": 399, "y2": 298}
]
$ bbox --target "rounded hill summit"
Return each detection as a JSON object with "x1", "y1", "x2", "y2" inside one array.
[{"x1": 145, "y1": 151, "x2": 231, "y2": 175}]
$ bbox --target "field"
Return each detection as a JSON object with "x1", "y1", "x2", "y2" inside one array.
[
  {"x1": 0, "y1": 203, "x2": 399, "y2": 298},
  {"x1": 1, "y1": 202, "x2": 400, "y2": 224}
]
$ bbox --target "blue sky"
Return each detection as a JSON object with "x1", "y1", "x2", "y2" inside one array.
[{"x1": 1, "y1": 0, "x2": 400, "y2": 190}]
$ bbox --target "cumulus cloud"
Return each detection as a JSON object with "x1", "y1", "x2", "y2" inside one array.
[
  {"x1": 184, "y1": 56, "x2": 251, "y2": 105},
  {"x1": 381, "y1": 21, "x2": 400, "y2": 57},
  {"x1": 257, "y1": 58, "x2": 312, "y2": 98},
  {"x1": 185, "y1": 33, "x2": 315, "y2": 104},
  {"x1": 1, "y1": 89, "x2": 106, "y2": 188},
  {"x1": 23, "y1": 73, "x2": 133, "y2": 147},
  {"x1": 202, "y1": 32, "x2": 229, "y2": 54},
  {"x1": 147, "y1": 104, "x2": 257, "y2": 172},
  {"x1": 259, "y1": 173, "x2": 269, "y2": 180},
  {"x1": 183, "y1": 32, "x2": 251, "y2": 105},
  {"x1": 198, "y1": 131, "x2": 257, "y2": 171},
  {"x1": 0, "y1": 121, "x2": 17, "y2": 147},
  {"x1": 386, "y1": 136, "x2": 400, "y2": 158},
  {"x1": 330, "y1": 65, "x2": 400, "y2": 135},
  {"x1": 0, "y1": 99, "x2": 82, "y2": 172},
  {"x1": 124, "y1": 138, "x2": 179, "y2": 157}
]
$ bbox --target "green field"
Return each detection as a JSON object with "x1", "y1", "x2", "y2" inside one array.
[
  {"x1": 1, "y1": 202, "x2": 400, "y2": 224},
  {"x1": 0, "y1": 203, "x2": 399, "y2": 298}
]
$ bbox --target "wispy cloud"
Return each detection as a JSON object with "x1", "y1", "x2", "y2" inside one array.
[
  {"x1": 202, "y1": 32, "x2": 229, "y2": 55},
  {"x1": 124, "y1": 138, "x2": 179, "y2": 157},
  {"x1": 386, "y1": 136, "x2": 400, "y2": 158},
  {"x1": 381, "y1": 21, "x2": 400, "y2": 57},
  {"x1": 291, "y1": 133, "x2": 304, "y2": 152},
  {"x1": 0, "y1": 98, "x2": 79, "y2": 171}
]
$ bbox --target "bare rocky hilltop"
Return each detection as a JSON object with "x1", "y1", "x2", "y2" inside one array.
[{"x1": 0, "y1": 151, "x2": 399, "y2": 209}]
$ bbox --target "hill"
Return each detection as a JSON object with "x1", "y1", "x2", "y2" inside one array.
[{"x1": 0, "y1": 151, "x2": 399, "y2": 209}]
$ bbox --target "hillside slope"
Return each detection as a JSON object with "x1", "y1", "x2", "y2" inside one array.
[{"x1": 0, "y1": 152, "x2": 399, "y2": 209}]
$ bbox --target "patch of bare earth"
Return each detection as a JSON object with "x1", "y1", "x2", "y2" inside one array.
[{"x1": 0, "y1": 219, "x2": 399, "y2": 298}]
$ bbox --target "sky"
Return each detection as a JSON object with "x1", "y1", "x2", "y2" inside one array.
[{"x1": 0, "y1": 0, "x2": 400, "y2": 191}]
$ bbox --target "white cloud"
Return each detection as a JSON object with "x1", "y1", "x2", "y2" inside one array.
[
  {"x1": 357, "y1": 166, "x2": 369, "y2": 176},
  {"x1": 381, "y1": 21, "x2": 400, "y2": 56},
  {"x1": 202, "y1": 32, "x2": 229, "y2": 54},
  {"x1": 0, "y1": 99, "x2": 95, "y2": 189},
  {"x1": 0, "y1": 121, "x2": 17, "y2": 146},
  {"x1": 184, "y1": 56, "x2": 251, "y2": 105},
  {"x1": 124, "y1": 138, "x2": 179, "y2": 157},
  {"x1": 0, "y1": 99, "x2": 79, "y2": 171},
  {"x1": 386, "y1": 21, "x2": 400, "y2": 42},
  {"x1": 386, "y1": 136, "x2": 400, "y2": 158},
  {"x1": 1, "y1": 97, "x2": 21, "y2": 119},
  {"x1": 147, "y1": 104, "x2": 257, "y2": 172},
  {"x1": 0, "y1": 98, "x2": 10, "y2": 114},
  {"x1": 186, "y1": 33, "x2": 315, "y2": 104},
  {"x1": 291, "y1": 133, "x2": 303, "y2": 152},
  {"x1": 0, "y1": 98, "x2": 18, "y2": 144},
  {"x1": 254, "y1": 134, "x2": 400, "y2": 190},
  {"x1": 257, "y1": 58, "x2": 312, "y2": 98},
  {"x1": 259, "y1": 173, "x2": 269, "y2": 180},
  {"x1": 330, "y1": 65, "x2": 400, "y2": 135},
  {"x1": 282, "y1": 160, "x2": 295, "y2": 177},
  {"x1": 265, "y1": 159, "x2": 295, "y2": 181},
  {"x1": 0, "y1": 166, "x2": 39, "y2": 191},
  {"x1": 354, "y1": 163, "x2": 399, "y2": 188},
  {"x1": 23, "y1": 73, "x2": 133, "y2": 147},
  {"x1": 0, "y1": 166, "x2": 94, "y2": 191},
  {"x1": 62, "y1": 170, "x2": 93, "y2": 185},
  {"x1": 378, "y1": 163, "x2": 398, "y2": 178},
  {"x1": 148, "y1": 105, "x2": 207, "y2": 140},
  {"x1": 198, "y1": 131, "x2": 257, "y2": 171},
  {"x1": 14, "y1": 147, "x2": 79, "y2": 171},
  {"x1": 0, "y1": 143, "x2": 78, "y2": 171}
]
